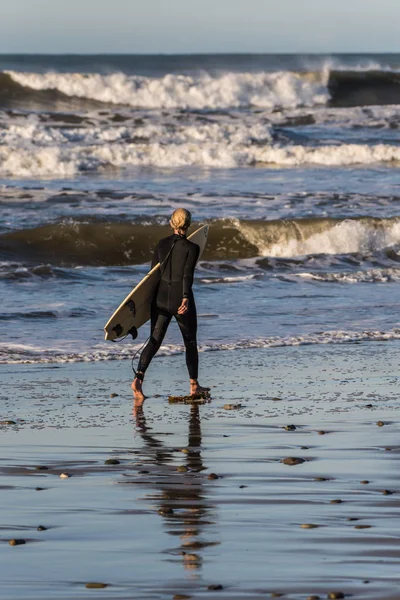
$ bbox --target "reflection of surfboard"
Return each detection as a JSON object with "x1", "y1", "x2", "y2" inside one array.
[
  {"x1": 169, "y1": 394, "x2": 211, "y2": 404},
  {"x1": 104, "y1": 225, "x2": 209, "y2": 341}
]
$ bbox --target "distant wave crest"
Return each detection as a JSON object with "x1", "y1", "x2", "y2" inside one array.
[{"x1": 3, "y1": 69, "x2": 329, "y2": 110}]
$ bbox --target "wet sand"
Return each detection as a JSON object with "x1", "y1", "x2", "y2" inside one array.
[{"x1": 1, "y1": 342, "x2": 400, "y2": 600}]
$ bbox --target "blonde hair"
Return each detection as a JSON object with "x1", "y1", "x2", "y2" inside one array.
[{"x1": 170, "y1": 208, "x2": 191, "y2": 232}]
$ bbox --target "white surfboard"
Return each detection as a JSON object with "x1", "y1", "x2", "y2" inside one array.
[{"x1": 104, "y1": 225, "x2": 209, "y2": 341}]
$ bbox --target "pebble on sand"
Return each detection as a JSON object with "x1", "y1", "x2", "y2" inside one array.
[
  {"x1": 207, "y1": 473, "x2": 219, "y2": 480},
  {"x1": 327, "y1": 594, "x2": 344, "y2": 600},
  {"x1": 376, "y1": 421, "x2": 385, "y2": 427},
  {"x1": 9, "y1": 539, "x2": 26, "y2": 546},
  {"x1": 284, "y1": 425, "x2": 296, "y2": 431},
  {"x1": 271, "y1": 397, "x2": 282, "y2": 401},
  {"x1": 223, "y1": 403, "x2": 242, "y2": 410},
  {"x1": 317, "y1": 431, "x2": 326, "y2": 435},
  {"x1": 281, "y1": 457, "x2": 305, "y2": 466},
  {"x1": 173, "y1": 595, "x2": 191, "y2": 600},
  {"x1": 330, "y1": 499, "x2": 343, "y2": 504},
  {"x1": 382, "y1": 489, "x2": 394, "y2": 495},
  {"x1": 37, "y1": 525, "x2": 47, "y2": 531},
  {"x1": 35, "y1": 466, "x2": 48, "y2": 471},
  {"x1": 177, "y1": 466, "x2": 188, "y2": 473},
  {"x1": 360, "y1": 480, "x2": 369, "y2": 484},
  {"x1": 207, "y1": 584, "x2": 223, "y2": 590},
  {"x1": 158, "y1": 507, "x2": 174, "y2": 515},
  {"x1": 0, "y1": 420, "x2": 16, "y2": 425},
  {"x1": 307, "y1": 596, "x2": 320, "y2": 600},
  {"x1": 85, "y1": 583, "x2": 108, "y2": 589},
  {"x1": 314, "y1": 477, "x2": 329, "y2": 482},
  {"x1": 104, "y1": 459, "x2": 120, "y2": 465},
  {"x1": 354, "y1": 524, "x2": 372, "y2": 529},
  {"x1": 109, "y1": 393, "x2": 119, "y2": 398},
  {"x1": 60, "y1": 473, "x2": 70, "y2": 478},
  {"x1": 300, "y1": 523, "x2": 319, "y2": 529}
]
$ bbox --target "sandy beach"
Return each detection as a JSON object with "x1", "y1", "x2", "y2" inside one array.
[{"x1": 1, "y1": 342, "x2": 400, "y2": 600}]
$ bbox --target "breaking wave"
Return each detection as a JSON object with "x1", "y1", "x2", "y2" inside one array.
[
  {"x1": 2, "y1": 69, "x2": 328, "y2": 110},
  {"x1": 2, "y1": 67, "x2": 400, "y2": 112},
  {"x1": 2, "y1": 217, "x2": 400, "y2": 266}
]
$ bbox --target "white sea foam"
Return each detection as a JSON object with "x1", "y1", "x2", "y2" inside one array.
[
  {"x1": 2, "y1": 138, "x2": 400, "y2": 177},
  {"x1": 199, "y1": 274, "x2": 259, "y2": 284},
  {"x1": 2, "y1": 329, "x2": 400, "y2": 364},
  {"x1": 1, "y1": 118, "x2": 274, "y2": 147},
  {"x1": 6, "y1": 70, "x2": 329, "y2": 110},
  {"x1": 2, "y1": 102, "x2": 400, "y2": 176},
  {"x1": 303, "y1": 105, "x2": 400, "y2": 129},
  {"x1": 254, "y1": 143, "x2": 400, "y2": 166},
  {"x1": 295, "y1": 268, "x2": 400, "y2": 283}
]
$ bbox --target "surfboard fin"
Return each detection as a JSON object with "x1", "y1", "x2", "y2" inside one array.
[{"x1": 128, "y1": 326, "x2": 138, "y2": 340}]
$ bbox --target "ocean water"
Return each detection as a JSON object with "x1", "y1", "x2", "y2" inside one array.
[{"x1": 1, "y1": 53, "x2": 400, "y2": 366}]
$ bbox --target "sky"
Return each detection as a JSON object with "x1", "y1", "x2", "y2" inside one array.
[{"x1": 1, "y1": 0, "x2": 400, "y2": 54}]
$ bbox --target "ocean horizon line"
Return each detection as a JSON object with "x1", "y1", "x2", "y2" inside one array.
[{"x1": 0, "y1": 50, "x2": 400, "y2": 57}]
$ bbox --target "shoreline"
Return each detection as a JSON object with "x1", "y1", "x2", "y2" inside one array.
[{"x1": 1, "y1": 342, "x2": 400, "y2": 599}]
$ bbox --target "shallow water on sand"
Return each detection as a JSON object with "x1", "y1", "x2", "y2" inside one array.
[{"x1": 1, "y1": 344, "x2": 400, "y2": 599}]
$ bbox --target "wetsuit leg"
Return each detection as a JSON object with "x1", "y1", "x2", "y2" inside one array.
[
  {"x1": 137, "y1": 308, "x2": 172, "y2": 376},
  {"x1": 175, "y1": 302, "x2": 198, "y2": 380}
]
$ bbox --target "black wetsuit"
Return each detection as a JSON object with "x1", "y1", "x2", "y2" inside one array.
[{"x1": 137, "y1": 234, "x2": 200, "y2": 379}]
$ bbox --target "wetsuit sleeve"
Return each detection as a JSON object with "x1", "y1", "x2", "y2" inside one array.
[
  {"x1": 182, "y1": 244, "x2": 200, "y2": 298},
  {"x1": 151, "y1": 243, "x2": 160, "y2": 269}
]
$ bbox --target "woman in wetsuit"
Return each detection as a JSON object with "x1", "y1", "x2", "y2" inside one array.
[{"x1": 132, "y1": 208, "x2": 209, "y2": 402}]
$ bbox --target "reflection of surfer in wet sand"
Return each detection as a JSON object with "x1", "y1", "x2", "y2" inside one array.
[
  {"x1": 133, "y1": 401, "x2": 218, "y2": 570},
  {"x1": 132, "y1": 208, "x2": 210, "y2": 404}
]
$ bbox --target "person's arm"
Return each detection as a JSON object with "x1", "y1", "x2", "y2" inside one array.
[
  {"x1": 178, "y1": 244, "x2": 199, "y2": 314},
  {"x1": 183, "y1": 244, "x2": 200, "y2": 298}
]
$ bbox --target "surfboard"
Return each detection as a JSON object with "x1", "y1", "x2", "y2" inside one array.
[{"x1": 104, "y1": 225, "x2": 209, "y2": 341}]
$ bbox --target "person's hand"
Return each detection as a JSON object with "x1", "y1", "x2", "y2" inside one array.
[{"x1": 177, "y1": 297, "x2": 189, "y2": 315}]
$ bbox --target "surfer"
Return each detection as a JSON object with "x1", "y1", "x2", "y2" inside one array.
[{"x1": 132, "y1": 208, "x2": 209, "y2": 402}]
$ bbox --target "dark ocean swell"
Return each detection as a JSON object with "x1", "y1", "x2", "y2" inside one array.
[
  {"x1": 2, "y1": 217, "x2": 400, "y2": 266},
  {"x1": 329, "y1": 70, "x2": 400, "y2": 107}
]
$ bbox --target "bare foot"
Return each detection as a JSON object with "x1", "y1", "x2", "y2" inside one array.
[
  {"x1": 131, "y1": 377, "x2": 145, "y2": 402},
  {"x1": 190, "y1": 380, "x2": 210, "y2": 397}
]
